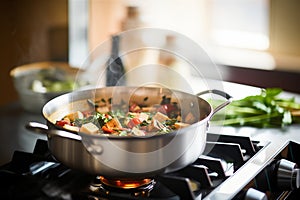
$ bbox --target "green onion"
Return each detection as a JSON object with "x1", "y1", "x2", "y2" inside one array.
[{"x1": 211, "y1": 88, "x2": 300, "y2": 128}]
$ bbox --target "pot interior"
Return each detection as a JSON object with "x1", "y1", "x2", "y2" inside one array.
[{"x1": 43, "y1": 86, "x2": 212, "y2": 135}]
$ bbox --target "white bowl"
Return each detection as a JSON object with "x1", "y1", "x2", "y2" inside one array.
[{"x1": 10, "y1": 62, "x2": 87, "y2": 113}]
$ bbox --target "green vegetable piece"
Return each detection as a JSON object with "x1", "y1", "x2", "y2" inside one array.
[{"x1": 211, "y1": 87, "x2": 300, "y2": 128}]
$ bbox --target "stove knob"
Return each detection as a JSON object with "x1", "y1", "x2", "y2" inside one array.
[
  {"x1": 277, "y1": 159, "x2": 300, "y2": 190},
  {"x1": 244, "y1": 188, "x2": 267, "y2": 200}
]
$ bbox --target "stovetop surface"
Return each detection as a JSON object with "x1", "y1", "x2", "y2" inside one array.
[
  {"x1": 0, "y1": 132, "x2": 264, "y2": 200},
  {"x1": 2, "y1": 135, "x2": 299, "y2": 200}
]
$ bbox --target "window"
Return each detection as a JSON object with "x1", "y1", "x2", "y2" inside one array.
[
  {"x1": 69, "y1": 0, "x2": 300, "y2": 71},
  {"x1": 208, "y1": 0, "x2": 269, "y2": 50},
  {"x1": 128, "y1": 0, "x2": 272, "y2": 68}
]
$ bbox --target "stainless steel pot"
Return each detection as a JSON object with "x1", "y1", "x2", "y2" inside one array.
[{"x1": 26, "y1": 86, "x2": 232, "y2": 178}]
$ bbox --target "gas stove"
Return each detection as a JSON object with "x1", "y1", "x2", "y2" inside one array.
[{"x1": 0, "y1": 132, "x2": 299, "y2": 200}]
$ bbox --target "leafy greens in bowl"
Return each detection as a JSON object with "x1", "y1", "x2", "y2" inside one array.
[{"x1": 10, "y1": 62, "x2": 88, "y2": 113}]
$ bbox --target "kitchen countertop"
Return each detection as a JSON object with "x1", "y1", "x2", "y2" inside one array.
[
  {"x1": 0, "y1": 78, "x2": 300, "y2": 169},
  {"x1": 0, "y1": 101, "x2": 47, "y2": 166},
  {"x1": 204, "y1": 79, "x2": 300, "y2": 143}
]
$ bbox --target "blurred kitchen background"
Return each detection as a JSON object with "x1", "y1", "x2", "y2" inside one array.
[{"x1": 1, "y1": 0, "x2": 300, "y2": 107}]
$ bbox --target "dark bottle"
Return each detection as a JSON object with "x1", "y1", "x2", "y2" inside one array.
[{"x1": 106, "y1": 35, "x2": 126, "y2": 86}]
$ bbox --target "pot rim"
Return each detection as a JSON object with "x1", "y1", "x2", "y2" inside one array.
[{"x1": 42, "y1": 86, "x2": 217, "y2": 140}]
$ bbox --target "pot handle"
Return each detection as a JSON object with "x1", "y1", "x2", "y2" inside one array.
[
  {"x1": 26, "y1": 122, "x2": 82, "y2": 141},
  {"x1": 197, "y1": 89, "x2": 233, "y2": 119}
]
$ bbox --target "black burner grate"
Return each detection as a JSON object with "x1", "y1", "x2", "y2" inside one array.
[{"x1": 0, "y1": 134, "x2": 262, "y2": 200}]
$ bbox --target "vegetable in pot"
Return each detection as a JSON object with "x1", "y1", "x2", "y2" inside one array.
[{"x1": 55, "y1": 96, "x2": 191, "y2": 136}]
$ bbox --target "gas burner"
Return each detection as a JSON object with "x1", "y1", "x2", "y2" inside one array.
[
  {"x1": 90, "y1": 176, "x2": 156, "y2": 197},
  {"x1": 97, "y1": 176, "x2": 155, "y2": 190}
]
